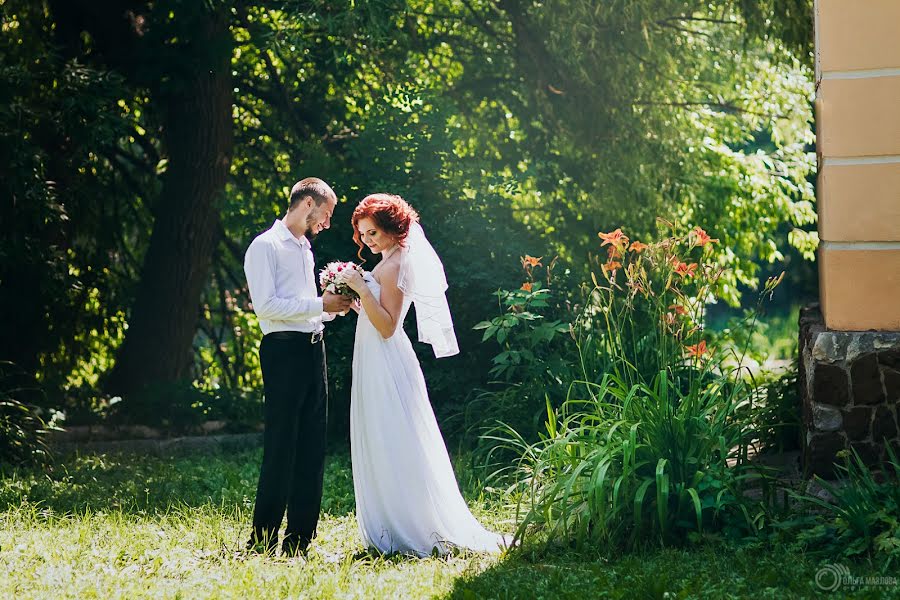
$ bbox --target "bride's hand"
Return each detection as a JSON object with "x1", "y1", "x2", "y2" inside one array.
[{"x1": 343, "y1": 268, "x2": 367, "y2": 294}]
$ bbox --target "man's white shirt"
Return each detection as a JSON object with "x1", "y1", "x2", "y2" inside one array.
[{"x1": 244, "y1": 219, "x2": 335, "y2": 335}]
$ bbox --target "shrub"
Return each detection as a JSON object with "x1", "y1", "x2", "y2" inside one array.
[
  {"x1": 0, "y1": 362, "x2": 59, "y2": 467},
  {"x1": 486, "y1": 223, "x2": 783, "y2": 550},
  {"x1": 465, "y1": 256, "x2": 575, "y2": 446},
  {"x1": 106, "y1": 381, "x2": 262, "y2": 432},
  {"x1": 493, "y1": 371, "x2": 767, "y2": 549},
  {"x1": 473, "y1": 256, "x2": 573, "y2": 385},
  {"x1": 748, "y1": 365, "x2": 801, "y2": 454}
]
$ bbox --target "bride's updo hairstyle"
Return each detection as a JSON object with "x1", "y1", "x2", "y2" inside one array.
[{"x1": 351, "y1": 193, "x2": 419, "y2": 261}]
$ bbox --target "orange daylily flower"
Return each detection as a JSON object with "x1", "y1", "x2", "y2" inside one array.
[
  {"x1": 598, "y1": 228, "x2": 629, "y2": 251},
  {"x1": 690, "y1": 227, "x2": 719, "y2": 247},
  {"x1": 674, "y1": 261, "x2": 698, "y2": 278},
  {"x1": 520, "y1": 282, "x2": 533, "y2": 292},
  {"x1": 629, "y1": 241, "x2": 649, "y2": 253},
  {"x1": 607, "y1": 245, "x2": 623, "y2": 260},
  {"x1": 601, "y1": 259, "x2": 622, "y2": 279},
  {"x1": 522, "y1": 255, "x2": 543, "y2": 268},
  {"x1": 668, "y1": 304, "x2": 688, "y2": 316},
  {"x1": 685, "y1": 340, "x2": 709, "y2": 358}
]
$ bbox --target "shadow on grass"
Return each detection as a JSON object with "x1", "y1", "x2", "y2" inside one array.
[
  {"x1": 0, "y1": 448, "x2": 356, "y2": 518},
  {"x1": 348, "y1": 542, "x2": 495, "y2": 566},
  {"x1": 441, "y1": 543, "x2": 862, "y2": 600},
  {"x1": 348, "y1": 547, "x2": 432, "y2": 564}
]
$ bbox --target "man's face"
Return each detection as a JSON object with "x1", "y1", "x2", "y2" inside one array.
[{"x1": 305, "y1": 196, "x2": 337, "y2": 237}]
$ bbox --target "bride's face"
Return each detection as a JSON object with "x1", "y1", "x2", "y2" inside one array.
[{"x1": 357, "y1": 217, "x2": 395, "y2": 254}]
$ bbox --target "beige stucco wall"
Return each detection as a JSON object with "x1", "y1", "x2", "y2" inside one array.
[
  {"x1": 816, "y1": 0, "x2": 900, "y2": 73},
  {"x1": 818, "y1": 163, "x2": 900, "y2": 242},
  {"x1": 815, "y1": 0, "x2": 900, "y2": 331}
]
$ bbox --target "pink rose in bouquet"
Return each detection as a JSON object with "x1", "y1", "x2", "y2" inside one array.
[{"x1": 319, "y1": 261, "x2": 365, "y2": 300}]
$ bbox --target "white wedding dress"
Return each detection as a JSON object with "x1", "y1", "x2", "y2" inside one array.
[{"x1": 350, "y1": 270, "x2": 508, "y2": 556}]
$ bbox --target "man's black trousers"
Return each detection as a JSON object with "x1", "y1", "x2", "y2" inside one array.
[{"x1": 250, "y1": 332, "x2": 327, "y2": 551}]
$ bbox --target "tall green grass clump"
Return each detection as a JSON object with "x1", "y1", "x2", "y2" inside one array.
[
  {"x1": 0, "y1": 362, "x2": 59, "y2": 467},
  {"x1": 486, "y1": 222, "x2": 784, "y2": 550},
  {"x1": 786, "y1": 445, "x2": 900, "y2": 569}
]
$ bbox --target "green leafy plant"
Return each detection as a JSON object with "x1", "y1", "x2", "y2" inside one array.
[
  {"x1": 485, "y1": 224, "x2": 783, "y2": 550},
  {"x1": 788, "y1": 446, "x2": 900, "y2": 569},
  {"x1": 473, "y1": 256, "x2": 572, "y2": 383},
  {"x1": 748, "y1": 366, "x2": 801, "y2": 454},
  {"x1": 0, "y1": 362, "x2": 60, "y2": 466},
  {"x1": 491, "y1": 370, "x2": 768, "y2": 550},
  {"x1": 464, "y1": 257, "x2": 575, "y2": 448}
]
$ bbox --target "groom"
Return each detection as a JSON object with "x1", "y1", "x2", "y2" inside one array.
[{"x1": 243, "y1": 177, "x2": 351, "y2": 556}]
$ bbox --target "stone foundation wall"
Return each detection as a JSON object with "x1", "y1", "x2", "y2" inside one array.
[{"x1": 800, "y1": 304, "x2": 900, "y2": 477}]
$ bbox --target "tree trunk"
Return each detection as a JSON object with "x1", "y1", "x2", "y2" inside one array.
[{"x1": 106, "y1": 12, "x2": 233, "y2": 395}]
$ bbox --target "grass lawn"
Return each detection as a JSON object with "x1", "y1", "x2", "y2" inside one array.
[{"x1": 0, "y1": 448, "x2": 894, "y2": 599}]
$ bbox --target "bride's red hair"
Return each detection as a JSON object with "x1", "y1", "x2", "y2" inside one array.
[{"x1": 351, "y1": 194, "x2": 419, "y2": 261}]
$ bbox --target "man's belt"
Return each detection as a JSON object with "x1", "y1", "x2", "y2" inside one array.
[{"x1": 265, "y1": 330, "x2": 324, "y2": 344}]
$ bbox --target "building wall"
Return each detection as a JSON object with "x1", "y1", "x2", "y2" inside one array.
[{"x1": 815, "y1": 0, "x2": 900, "y2": 331}]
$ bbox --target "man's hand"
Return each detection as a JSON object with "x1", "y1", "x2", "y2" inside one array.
[{"x1": 323, "y1": 291, "x2": 352, "y2": 314}]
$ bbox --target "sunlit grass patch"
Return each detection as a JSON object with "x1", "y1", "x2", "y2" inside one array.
[
  {"x1": 1, "y1": 449, "x2": 891, "y2": 599},
  {"x1": 0, "y1": 449, "x2": 510, "y2": 599}
]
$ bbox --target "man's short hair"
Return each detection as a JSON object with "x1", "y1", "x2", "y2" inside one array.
[{"x1": 289, "y1": 177, "x2": 336, "y2": 210}]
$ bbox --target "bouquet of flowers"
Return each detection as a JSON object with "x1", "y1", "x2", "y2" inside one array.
[{"x1": 319, "y1": 261, "x2": 365, "y2": 300}]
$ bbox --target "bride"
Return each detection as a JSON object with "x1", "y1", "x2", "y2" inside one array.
[{"x1": 342, "y1": 193, "x2": 508, "y2": 557}]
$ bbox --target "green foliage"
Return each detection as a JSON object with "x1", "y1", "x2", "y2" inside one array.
[
  {"x1": 785, "y1": 447, "x2": 900, "y2": 569},
  {"x1": 463, "y1": 258, "x2": 575, "y2": 447},
  {"x1": 0, "y1": 363, "x2": 60, "y2": 467},
  {"x1": 474, "y1": 269, "x2": 572, "y2": 383},
  {"x1": 103, "y1": 382, "x2": 263, "y2": 431},
  {"x1": 495, "y1": 370, "x2": 769, "y2": 550},
  {"x1": 0, "y1": 1, "x2": 136, "y2": 384},
  {"x1": 748, "y1": 366, "x2": 801, "y2": 454},
  {"x1": 442, "y1": 0, "x2": 817, "y2": 305},
  {"x1": 3, "y1": 0, "x2": 818, "y2": 437},
  {"x1": 195, "y1": 296, "x2": 264, "y2": 396},
  {"x1": 482, "y1": 225, "x2": 785, "y2": 549},
  {"x1": 711, "y1": 304, "x2": 803, "y2": 366}
]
